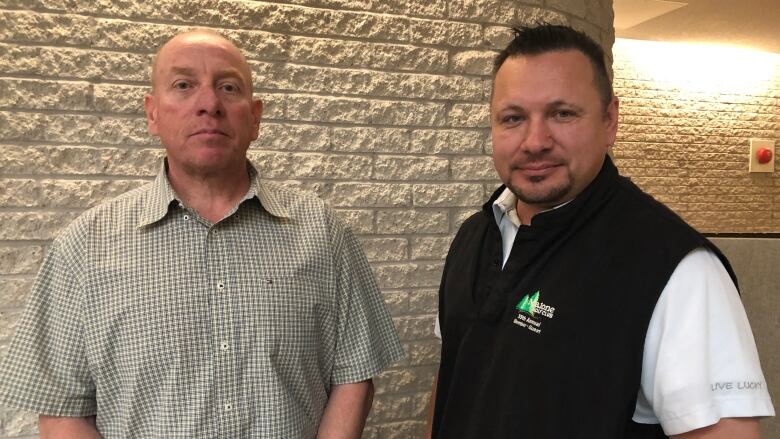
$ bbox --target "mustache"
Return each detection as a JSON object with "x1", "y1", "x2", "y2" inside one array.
[
  {"x1": 511, "y1": 152, "x2": 565, "y2": 168},
  {"x1": 520, "y1": 151, "x2": 556, "y2": 162}
]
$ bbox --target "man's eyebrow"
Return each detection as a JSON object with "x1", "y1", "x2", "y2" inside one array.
[
  {"x1": 496, "y1": 104, "x2": 526, "y2": 112},
  {"x1": 546, "y1": 100, "x2": 585, "y2": 112},
  {"x1": 166, "y1": 67, "x2": 244, "y2": 80},
  {"x1": 494, "y1": 101, "x2": 585, "y2": 114},
  {"x1": 212, "y1": 68, "x2": 245, "y2": 82},
  {"x1": 168, "y1": 67, "x2": 196, "y2": 76}
]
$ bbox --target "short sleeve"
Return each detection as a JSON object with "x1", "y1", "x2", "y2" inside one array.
[
  {"x1": 330, "y1": 227, "x2": 405, "y2": 385},
  {"x1": 0, "y1": 238, "x2": 96, "y2": 416},
  {"x1": 633, "y1": 248, "x2": 775, "y2": 435}
]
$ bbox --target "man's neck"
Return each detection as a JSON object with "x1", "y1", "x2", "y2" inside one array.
[{"x1": 166, "y1": 163, "x2": 251, "y2": 224}]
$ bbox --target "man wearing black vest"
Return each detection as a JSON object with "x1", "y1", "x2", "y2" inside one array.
[{"x1": 426, "y1": 24, "x2": 774, "y2": 438}]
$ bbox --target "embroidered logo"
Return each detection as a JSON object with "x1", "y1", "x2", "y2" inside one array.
[
  {"x1": 513, "y1": 290, "x2": 555, "y2": 334},
  {"x1": 516, "y1": 291, "x2": 540, "y2": 316}
]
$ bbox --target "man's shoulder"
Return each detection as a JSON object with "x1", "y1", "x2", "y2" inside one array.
[
  {"x1": 82, "y1": 180, "x2": 154, "y2": 219},
  {"x1": 256, "y1": 180, "x2": 360, "y2": 257},
  {"x1": 57, "y1": 181, "x2": 155, "y2": 238},
  {"x1": 260, "y1": 180, "x2": 335, "y2": 221},
  {"x1": 608, "y1": 174, "x2": 714, "y2": 259},
  {"x1": 458, "y1": 208, "x2": 491, "y2": 233},
  {"x1": 446, "y1": 208, "x2": 491, "y2": 255},
  {"x1": 259, "y1": 180, "x2": 327, "y2": 211},
  {"x1": 613, "y1": 175, "x2": 695, "y2": 230}
]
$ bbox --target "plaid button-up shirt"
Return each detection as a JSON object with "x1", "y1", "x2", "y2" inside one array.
[{"x1": 0, "y1": 162, "x2": 404, "y2": 438}]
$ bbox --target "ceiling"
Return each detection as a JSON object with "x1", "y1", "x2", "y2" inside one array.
[{"x1": 614, "y1": 0, "x2": 780, "y2": 54}]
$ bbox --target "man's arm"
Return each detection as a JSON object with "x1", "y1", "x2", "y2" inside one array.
[
  {"x1": 316, "y1": 380, "x2": 374, "y2": 439},
  {"x1": 39, "y1": 415, "x2": 103, "y2": 439},
  {"x1": 424, "y1": 369, "x2": 438, "y2": 439},
  {"x1": 672, "y1": 417, "x2": 761, "y2": 439}
]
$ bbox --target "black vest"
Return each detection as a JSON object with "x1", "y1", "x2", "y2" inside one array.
[{"x1": 433, "y1": 158, "x2": 736, "y2": 439}]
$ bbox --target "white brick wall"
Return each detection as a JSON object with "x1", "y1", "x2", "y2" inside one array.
[{"x1": 0, "y1": 1, "x2": 613, "y2": 437}]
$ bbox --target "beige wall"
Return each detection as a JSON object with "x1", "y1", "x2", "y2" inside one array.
[
  {"x1": 0, "y1": 1, "x2": 613, "y2": 437},
  {"x1": 613, "y1": 39, "x2": 780, "y2": 233}
]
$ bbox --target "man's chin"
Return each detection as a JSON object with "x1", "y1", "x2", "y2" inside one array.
[
  {"x1": 174, "y1": 157, "x2": 242, "y2": 178},
  {"x1": 509, "y1": 183, "x2": 572, "y2": 208}
]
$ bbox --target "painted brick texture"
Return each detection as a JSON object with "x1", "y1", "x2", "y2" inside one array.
[
  {"x1": 0, "y1": 1, "x2": 612, "y2": 437},
  {"x1": 612, "y1": 39, "x2": 780, "y2": 233}
]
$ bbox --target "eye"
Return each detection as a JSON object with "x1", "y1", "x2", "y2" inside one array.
[
  {"x1": 219, "y1": 82, "x2": 240, "y2": 93},
  {"x1": 501, "y1": 114, "x2": 525, "y2": 124},
  {"x1": 552, "y1": 109, "x2": 577, "y2": 120},
  {"x1": 172, "y1": 80, "x2": 192, "y2": 90}
]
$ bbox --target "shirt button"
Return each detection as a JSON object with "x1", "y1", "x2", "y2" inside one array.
[
  {"x1": 183, "y1": 214, "x2": 190, "y2": 221},
  {"x1": 217, "y1": 282, "x2": 225, "y2": 291},
  {"x1": 224, "y1": 402, "x2": 232, "y2": 411},
  {"x1": 221, "y1": 343, "x2": 229, "y2": 351}
]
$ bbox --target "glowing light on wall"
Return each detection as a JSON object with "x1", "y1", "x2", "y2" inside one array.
[{"x1": 614, "y1": 38, "x2": 779, "y2": 95}]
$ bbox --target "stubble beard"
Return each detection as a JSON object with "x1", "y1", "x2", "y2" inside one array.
[{"x1": 508, "y1": 172, "x2": 573, "y2": 208}]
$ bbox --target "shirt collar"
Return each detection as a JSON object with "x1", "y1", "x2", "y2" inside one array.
[
  {"x1": 252, "y1": 165, "x2": 291, "y2": 219},
  {"x1": 492, "y1": 187, "x2": 522, "y2": 227},
  {"x1": 490, "y1": 187, "x2": 573, "y2": 228},
  {"x1": 137, "y1": 160, "x2": 291, "y2": 228},
  {"x1": 137, "y1": 161, "x2": 178, "y2": 228}
]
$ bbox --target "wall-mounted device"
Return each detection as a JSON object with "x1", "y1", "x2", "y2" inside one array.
[{"x1": 749, "y1": 139, "x2": 775, "y2": 173}]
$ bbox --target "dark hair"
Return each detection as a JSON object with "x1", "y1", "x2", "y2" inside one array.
[{"x1": 494, "y1": 24, "x2": 613, "y2": 109}]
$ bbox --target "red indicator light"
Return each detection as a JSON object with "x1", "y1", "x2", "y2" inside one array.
[{"x1": 757, "y1": 147, "x2": 773, "y2": 164}]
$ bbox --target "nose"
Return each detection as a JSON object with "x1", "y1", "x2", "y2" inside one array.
[
  {"x1": 522, "y1": 117, "x2": 553, "y2": 154},
  {"x1": 195, "y1": 86, "x2": 223, "y2": 117}
]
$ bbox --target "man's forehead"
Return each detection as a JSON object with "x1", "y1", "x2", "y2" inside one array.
[
  {"x1": 492, "y1": 51, "x2": 597, "y2": 101},
  {"x1": 151, "y1": 32, "x2": 253, "y2": 86},
  {"x1": 159, "y1": 31, "x2": 239, "y2": 56},
  {"x1": 157, "y1": 37, "x2": 241, "y2": 68}
]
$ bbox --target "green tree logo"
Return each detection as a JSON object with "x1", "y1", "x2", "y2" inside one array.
[{"x1": 516, "y1": 291, "x2": 540, "y2": 316}]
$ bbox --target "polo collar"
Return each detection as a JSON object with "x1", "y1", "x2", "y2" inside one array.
[{"x1": 492, "y1": 188, "x2": 522, "y2": 227}]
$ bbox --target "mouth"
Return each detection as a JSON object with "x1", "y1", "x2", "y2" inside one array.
[
  {"x1": 190, "y1": 129, "x2": 228, "y2": 137},
  {"x1": 516, "y1": 162, "x2": 561, "y2": 177}
]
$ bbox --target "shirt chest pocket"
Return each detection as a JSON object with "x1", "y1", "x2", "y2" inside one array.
[{"x1": 239, "y1": 275, "x2": 338, "y2": 362}]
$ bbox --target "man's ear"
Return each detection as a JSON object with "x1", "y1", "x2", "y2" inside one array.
[
  {"x1": 605, "y1": 96, "x2": 619, "y2": 147},
  {"x1": 250, "y1": 98, "x2": 264, "y2": 140},
  {"x1": 144, "y1": 94, "x2": 159, "y2": 136}
]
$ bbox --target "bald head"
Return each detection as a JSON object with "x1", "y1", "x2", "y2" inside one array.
[{"x1": 150, "y1": 30, "x2": 254, "y2": 94}]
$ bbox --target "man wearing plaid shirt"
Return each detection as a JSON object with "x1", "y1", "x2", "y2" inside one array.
[{"x1": 0, "y1": 30, "x2": 404, "y2": 438}]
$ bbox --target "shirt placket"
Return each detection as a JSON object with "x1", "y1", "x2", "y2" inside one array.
[{"x1": 205, "y1": 222, "x2": 241, "y2": 437}]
